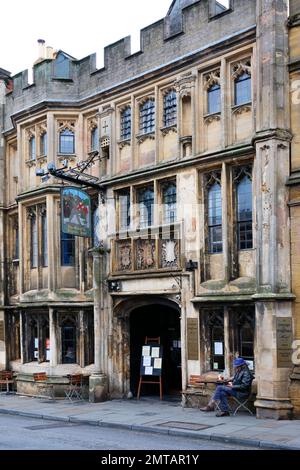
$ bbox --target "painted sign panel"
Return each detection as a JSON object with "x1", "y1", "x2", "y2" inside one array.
[
  {"x1": 61, "y1": 187, "x2": 92, "y2": 237},
  {"x1": 277, "y1": 317, "x2": 293, "y2": 368}
]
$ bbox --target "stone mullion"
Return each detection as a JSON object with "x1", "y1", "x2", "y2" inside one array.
[
  {"x1": 221, "y1": 162, "x2": 229, "y2": 283},
  {"x1": 49, "y1": 308, "x2": 58, "y2": 368}
]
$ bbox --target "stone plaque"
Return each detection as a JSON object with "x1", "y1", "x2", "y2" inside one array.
[
  {"x1": 0, "y1": 321, "x2": 4, "y2": 341},
  {"x1": 277, "y1": 317, "x2": 293, "y2": 368},
  {"x1": 187, "y1": 318, "x2": 199, "y2": 361}
]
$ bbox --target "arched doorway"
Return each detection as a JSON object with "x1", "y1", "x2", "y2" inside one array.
[{"x1": 129, "y1": 303, "x2": 182, "y2": 399}]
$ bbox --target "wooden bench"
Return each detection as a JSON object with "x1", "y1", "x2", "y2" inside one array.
[
  {"x1": 181, "y1": 375, "x2": 207, "y2": 407},
  {"x1": 0, "y1": 371, "x2": 14, "y2": 394}
]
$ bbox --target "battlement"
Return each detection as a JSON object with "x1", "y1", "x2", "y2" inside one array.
[{"x1": 4, "y1": 0, "x2": 256, "y2": 130}]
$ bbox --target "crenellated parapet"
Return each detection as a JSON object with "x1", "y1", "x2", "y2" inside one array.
[{"x1": 4, "y1": 0, "x2": 256, "y2": 131}]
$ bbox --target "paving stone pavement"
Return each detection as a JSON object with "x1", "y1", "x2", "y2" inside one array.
[{"x1": 0, "y1": 393, "x2": 300, "y2": 449}]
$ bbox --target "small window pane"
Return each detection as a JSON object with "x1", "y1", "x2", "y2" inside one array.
[
  {"x1": 237, "y1": 175, "x2": 253, "y2": 250},
  {"x1": 61, "y1": 231, "x2": 75, "y2": 266},
  {"x1": 29, "y1": 136, "x2": 36, "y2": 160},
  {"x1": 207, "y1": 84, "x2": 221, "y2": 114},
  {"x1": 62, "y1": 323, "x2": 76, "y2": 364},
  {"x1": 59, "y1": 129, "x2": 75, "y2": 154},
  {"x1": 208, "y1": 182, "x2": 222, "y2": 254},
  {"x1": 121, "y1": 107, "x2": 131, "y2": 140},
  {"x1": 235, "y1": 73, "x2": 251, "y2": 106},
  {"x1": 163, "y1": 183, "x2": 177, "y2": 224},
  {"x1": 91, "y1": 127, "x2": 99, "y2": 152},
  {"x1": 31, "y1": 216, "x2": 38, "y2": 268},
  {"x1": 163, "y1": 91, "x2": 177, "y2": 127},
  {"x1": 140, "y1": 99, "x2": 155, "y2": 134},
  {"x1": 40, "y1": 133, "x2": 47, "y2": 156},
  {"x1": 138, "y1": 187, "x2": 154, "y2": 228},
  {"x1": 118, "y1": 190, "x2": 131, "y2": 231},
  {"x1": 42, "y1": 213, "x2": 48, "y2": 267}
]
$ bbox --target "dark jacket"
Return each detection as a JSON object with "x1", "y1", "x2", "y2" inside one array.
[{"x1": 232, "y1": 366, "x2": 254, "y2": 399}]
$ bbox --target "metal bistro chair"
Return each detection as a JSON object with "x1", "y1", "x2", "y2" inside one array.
[
  {"x1": 33, "y1": 372, "x2": 55, "y2": 401},
  {"x1": 229, "y1": 394, "x2": 254, "y2": 416},
  {"x1": 65, "y1": 374, "x2": 84, "y2": 402}
]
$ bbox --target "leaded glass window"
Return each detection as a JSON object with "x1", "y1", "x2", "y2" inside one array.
[
  {"x1": 138, "y1": 186, "x2": 154, "y2": 228},
  {"x1": 29, "y1": 136, "x2": 36, "y2": 160},
  {"x1": 120, "y1": 107, "x2": 131, "y2": 140},
  {"x1": 235, "y1": 72, "x2": 251, "y2": 106},
  {"x1": 91, "y1": 127, "x2": 99, "y2": 152},
  {"x1": 30, "y1": 214, "x2": 38, "y2": 268},
  {"x1": 61, "y1": 230, "x2": 75, "y2": 266},
  {"x1": 118, "y1": 189, "x2": 131, "y2": 231},
  {"x1": 40, "y1": 132, "x2": 47, "y2": 156},
  {"x1": 62, "y1": 320, "x2": 76, "y2": 364},
  {"x1": 41, "y1": 212, "x2": 48, "y2": 267},
  {"x1": 163, "y1": 91, "x2": 177, "y2": 127},
  {"x1": 207, "y1": 84, "x2": 221, "y2": 114},
  {"x1": 237, "y1": 175, "x2": 253, "y2": 250},
  {"x1": 163, "y1": 183, "x2": 177, "y2": 224},
  {"x1": 59, "y1": 129, "x2": 75, "y2": 154},
  {"x1": 208, "y1": 182, "x2": 222, "y2": 254},
  {"x1": 140, "y1": 99, "x2": 155, "y2": 134}
]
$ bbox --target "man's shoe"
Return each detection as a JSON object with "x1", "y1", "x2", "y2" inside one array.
[
  {"x1": 200, "y1": 405, "x2": 214, "y2": 412},
  {"x1": 215, "y1": 411, "x2": 230, "y2": 417}
]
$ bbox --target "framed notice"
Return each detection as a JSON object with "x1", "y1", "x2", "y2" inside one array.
[{"x1": 140, "y1": 345, "x2": 163, "y2": 377}]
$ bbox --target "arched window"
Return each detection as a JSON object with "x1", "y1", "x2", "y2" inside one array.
[
  {"x1": 237, "y1": 175, "x2": 253, "y2": 250},
  {"x1": 140, "y1": 99, "x2": 155, "y2": 134},
  {"x1": 138, "y1": 186, "x2": 154, "y2": 228},
  {"x1": 59, "y1": 128, "x2": 75, "y2": 154},
  {"x1": 30, "y1": 214, "x2": 38, "y2": 268},
  {"x1": 29, "y1": 136, "x2": 36, "y2": 160},
  {"x1": 61, "y1": 230, "x2": 75, "y2": 266},
  {"x1": 163, "y1": 183, "x2": 177, "y2": 224},
  {"x1": 208, "y1": 182, "x2": 222, "y2": 253},
  {"x1": 207, "y1": 83, "x2": 221, "y2": 114},
  {"x1": 40, "y1": 132, "x2": 47, "y2": 156},
  {"x1": 235, "y1": 72, "x2": 251, "y2": 106},
  {"x1": 120, "y1": 107, "x2": 131, "y2": 140},
  {"x1": 62, "y1": 320, "x2": 77, "y2": 364},
  {"x1": 163, "y1": 90, "x2": 177, "y2": 127},
  {"x1": 54, "y1": 53, "x2": 70, "y2": 79}
]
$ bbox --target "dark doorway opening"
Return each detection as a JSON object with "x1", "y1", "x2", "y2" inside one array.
[{"x1": 130, "y1": 304, "x2": 182, "y2": 399}]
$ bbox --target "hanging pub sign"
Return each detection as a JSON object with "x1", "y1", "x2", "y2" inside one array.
[{"x1": 61, "y1": 187, "x2": 92, "y2": 238}]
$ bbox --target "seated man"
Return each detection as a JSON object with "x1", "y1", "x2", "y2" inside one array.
[{"x1": 200, "y1": 358, "x2": 254, "y2": 417}]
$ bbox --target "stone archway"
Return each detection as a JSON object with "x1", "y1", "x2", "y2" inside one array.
[{"x1": 111, "y1": 296, "x2": 181, "y2": 399}]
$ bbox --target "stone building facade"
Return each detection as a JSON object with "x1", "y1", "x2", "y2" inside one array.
[{"x1": 0, "y1": 0, "x2": 299, "y2": 419}]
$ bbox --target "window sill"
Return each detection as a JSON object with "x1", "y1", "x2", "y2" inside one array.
[
  {"x1": 136, "y1": 132, "x2": 155, "y2": 144},
  {"x1": 231, "y1": 102, "x2": 252, "y2": 115},
  {"x1": 117, "y1": 138, "x2": 131, "y2": 149},
  {"x1": 160, "y1": 125, "x2": 177, "y2": 136},
  {"x1": 203, "y1": 112, "x2": 221, "y2": 124},
  {"x1": 12, "y1": 259, "x2": 19, "y2": 265}
]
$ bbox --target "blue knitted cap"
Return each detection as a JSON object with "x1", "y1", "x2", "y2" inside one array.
[{"x1": 233, "y1": 358, "x2": 247, "y2": 367}]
